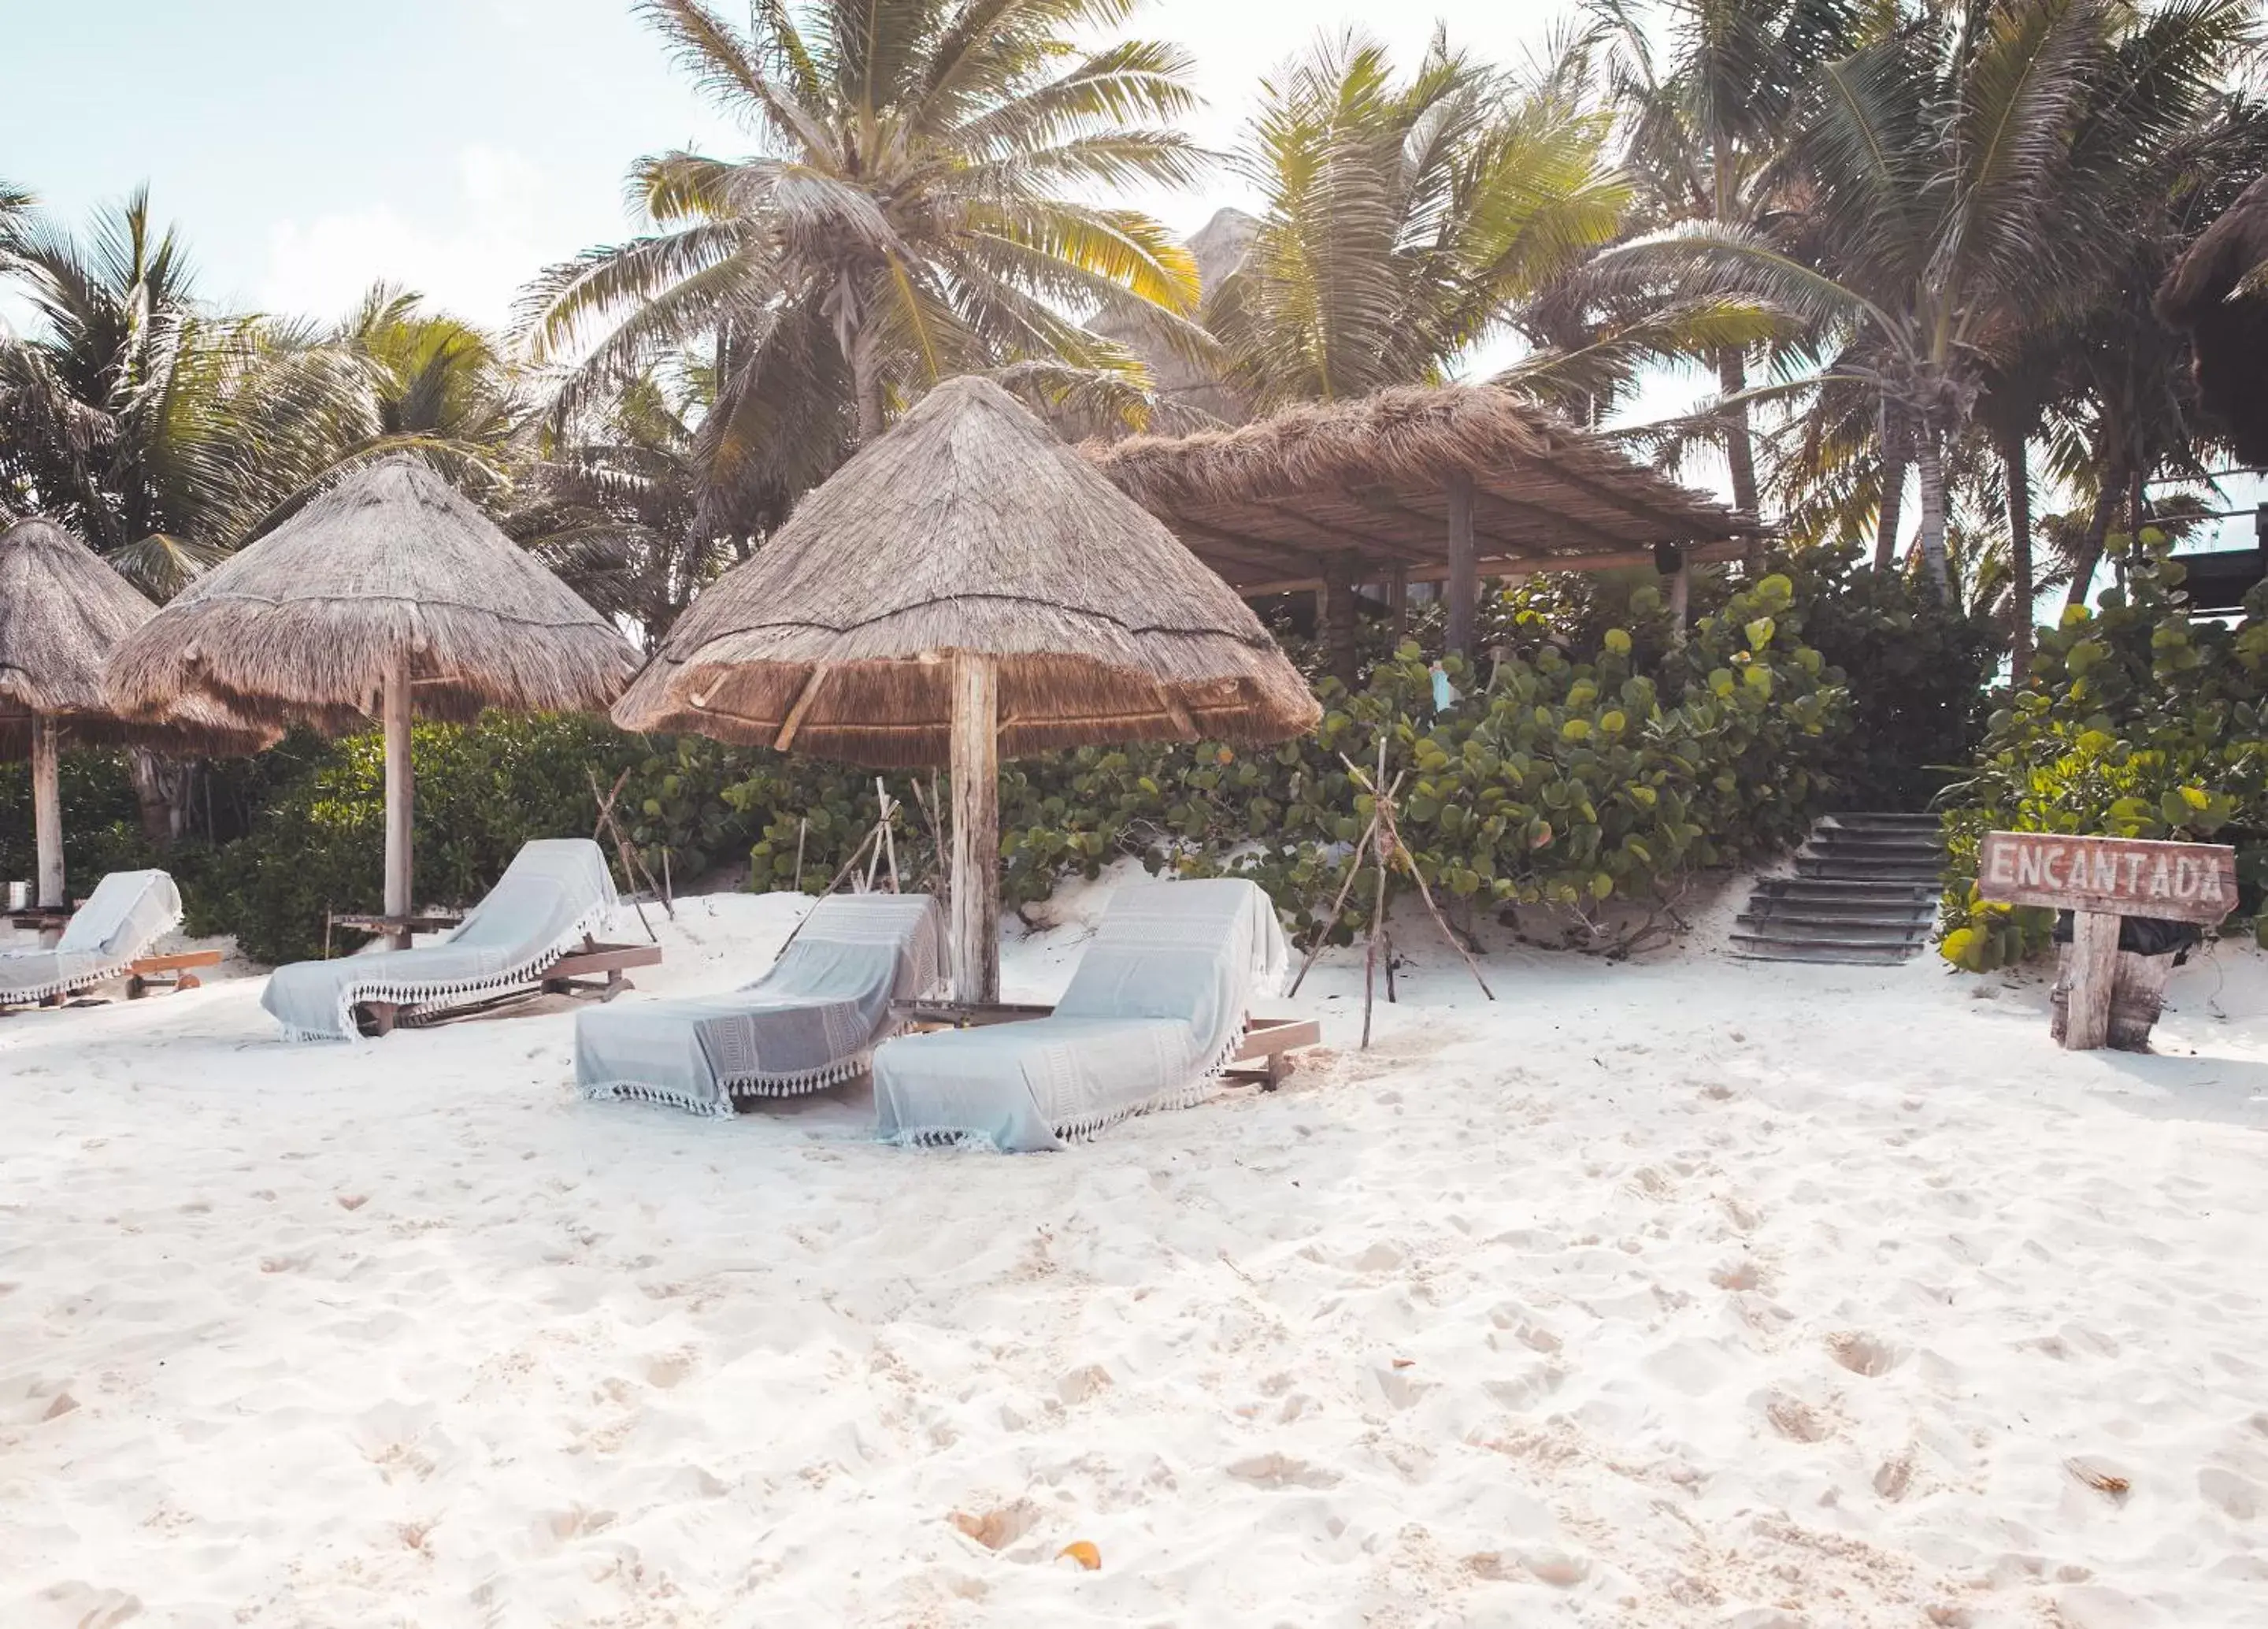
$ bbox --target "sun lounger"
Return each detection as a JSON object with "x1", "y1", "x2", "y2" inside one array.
[
  {"x1": 262, "y1": 838, "x2": 638, "y2": 1041},
  {"x1": 0, "y1": 869, "x2": 199, "y2": 1008},
  {"x1": 576, "y1": 891, "x2": 945, "y2": 1117},
  {"x1": 872, "y1": 877, "x2": 1293, "y2": 1151}
]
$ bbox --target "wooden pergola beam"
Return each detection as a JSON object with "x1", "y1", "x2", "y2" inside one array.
[
  {"x1": 1468, "y1": 478, "x2": 1639, "y2": 551},
  {"x1": 1257, "y1": 499, "x2": 1433, "y2": 565},
  {"x1": 1160, "y1": 518, "x2": 1321, "y2": 582},
  {"x1": 1229, "y1": 537, "x2": 1747, "y2": 597},
  {"x1": 1524, "y1": 455, "x2": 1758, "y2": 540},
  {"x1": 1345, "y1": 485, "x2": 1523, "y2": 558}
]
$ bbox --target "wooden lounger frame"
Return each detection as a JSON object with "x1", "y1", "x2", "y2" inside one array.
[
  {"x1": 356, "y1": 936, "x2": 662, "y2": 1037},
  {"x1": 889, "y1": 1002, "x2": 1321, "y2": 1091},
  {"x1": 3, "y1": 948, "x2": 225, "y2": 1011}
]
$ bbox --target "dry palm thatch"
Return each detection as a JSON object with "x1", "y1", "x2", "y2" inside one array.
[
  {"x1": 1087, "y1": 384, "x2": 1752, "y2": 592},
  {"x1": 613, "y1": 375, "x2": 1321, "y2": 767},
  {"x1": 105, "y1": 456, "x2": 641, "y2": 729},
  {"x1": 2158, "y1": 174, "x2": 2268, "y2": 466},
  {"x1": 0, "y1": 516, "x2": 276, "y2": 759}
]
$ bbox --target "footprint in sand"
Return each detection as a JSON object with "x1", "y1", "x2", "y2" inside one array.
[
  {"x1": 1827, "y1": 1331, "x2": 1905, "y2": 1378},
  {"x1": 1762, "y1": 1391, "x2": 1835, "y2": 1444},
  {"x1": 1226, "y1": 1452, "x2": 1341, "y2": 1489}
]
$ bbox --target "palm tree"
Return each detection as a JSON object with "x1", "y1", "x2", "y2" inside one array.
[
  {"x1": 1593, "y1": 0, "x2": 1866, "y2": 521},
  {"x1": 1204, "y1": 29, "x2": 1632, "y2": 410},
  {"x1": 1594, "y1": 0, "x2": 2245, "y2": 594},
  {"x1": 509, "y1": 366, "x2": 758, "y2": 648},
  {"x1": 519, "y1": 0, "x2": 1208, "y2": 489},
  {"x1": 335, "y1": 284, "x2": 521, "y2": 455},
  {"x1": 0, "y1": 188, "x2": 381, "y2": 596}
]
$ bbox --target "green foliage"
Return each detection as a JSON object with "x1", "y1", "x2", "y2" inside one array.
[
  {"x1": 183, "y1": 715, "x2": 747, "y2": 964},
  {"x1": 0, "y1": 750, "x2": 156, "y2": 892},
  {"x1": 969, "y1": 572, "x2": 1845, "y2": 945},
  {"x1": 1938, "y1": 547, "x2": 2268, "y2": 969},
  {"x1": 1774, "y1": 542, "x2": 1999, "y2": 809},
  {"x1": 93, "y1": 577, "x2": 1852, "y2": 967}
]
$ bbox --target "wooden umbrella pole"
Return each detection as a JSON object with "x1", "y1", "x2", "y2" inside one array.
[
  {"x1": 382, "y1": 652, "x2": 415, "y2": 949},
  {"x1": 31, "y1": 713, "x2": 64, "y2": 915},
  {"x1": 949, "y1": 652, "x2": 1001, "y2": 1004}
]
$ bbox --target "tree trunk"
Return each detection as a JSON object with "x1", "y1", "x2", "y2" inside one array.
[
  {"x1": 2063, "y1": 476, "x2": 2120, "y2": 610},
  {"x1": 947, "y1": 654, "x2": 1000, "y2": 1004},
  {"x1": 1321, "y1": 555, "x2": 1359, "y2": 691},
  {"x1": 850, "y1": 329, "x2": 885, "y2": 446},
  {"x1": 1914, "y1": 434, "x2": 1951, "y2": 595},
  {"x1": 128, "y1": 748, "x2": 172, "y2": 850},
  {"x1": 1875, "y1": 451, "x2": 1907, "y2": 571},
  {"x1": 1445, "y1": 470, "x2": 1477, "y2": 662},
  {"x1": 32, "y1": 714, "x2": 64, "y2": 910},
  {"x1": 1718, "y1": 348, "x2": 1762, "y2": 571},
  {"x1": 2001, "y1": 420, "x2": 2035, "y2": 685},
  {"x1": 383, "y1": 655, "x2": 415, "y2": 949}
]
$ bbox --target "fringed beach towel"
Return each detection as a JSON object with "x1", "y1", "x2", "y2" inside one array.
[
  {"x1": 576, "y1": 892, "x2": 944, "y2": 1116},
  {"x1": 0, "y1": 870, "x2": 184, "y2": 1007},
  {"x1": 261, "y1": 839, "x2": 617, "y2": 1041},
  {"x1": 872, "y1": 877, "x2": 1289, "y2": 1152}
]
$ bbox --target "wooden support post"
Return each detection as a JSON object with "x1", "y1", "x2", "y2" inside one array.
[
  {"x1": 1445, "y1": 470, "x2": 1477, "y2": 662},
  {"x1": 1321, "y1": 553, "x2": 1359, "y2": 690},
  {"x1": 1388, "y1": 565, "x2": 1409, "y2": 649},
  {"x1": 382, "y1": 654, "x2": 414, "y2": 950},
  {"x1": 949, "y1": 653, "x2": 1001, "y2": 1004},
  {"x1": 2061, "y1": 910, "x2": 2121, "y2": 1052},
  {"x1": 1670, "y1": 551, "x2": 1692, "y2": 645},
  {"x1": 31, "y1": 713, "x2": 64, "y2": 915}
]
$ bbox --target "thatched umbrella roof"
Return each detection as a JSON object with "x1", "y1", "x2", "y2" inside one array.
[
  {"x1": 613, "y1": 375, "x2": 1321, "y2": 767},
  {"x1": 105, "y1": 455, "x2": 640, "y2": 730},
  {"x1": 1088, "y1": 384, "x2": 1753, "y2": 592},
  {"x1": 2157, "y1": 173, "x2": 2268, "y2": 465},
  {"x1": 0, "y1": 516, "x2": 276, "y2": 759}
]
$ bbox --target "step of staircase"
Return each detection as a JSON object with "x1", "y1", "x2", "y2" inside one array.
[{"x1": 1734, "y1": 812, "x2": 1944, "y2": 966}]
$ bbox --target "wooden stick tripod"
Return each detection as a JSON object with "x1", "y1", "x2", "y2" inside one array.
[{"x1": 1288, "y1": 738, "x2": 1495, "y2": 1046}]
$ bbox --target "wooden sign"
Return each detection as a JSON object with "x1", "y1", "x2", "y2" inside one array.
[
  {"x1": 1977, "y1": 832, "x2": 2238, "y2": 1052},
  {"x1": 1977, "y1": 832, "x2": 2238, "y2": 924}
]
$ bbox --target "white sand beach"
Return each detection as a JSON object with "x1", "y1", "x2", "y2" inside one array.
[{"x1": 5, "y1": 882, "x2": 2267, "y2": 1627}]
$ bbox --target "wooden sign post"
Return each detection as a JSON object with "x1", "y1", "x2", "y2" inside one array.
[{"x1": 1977, "y1": 832, "x2": 2238, "y2": 1052}]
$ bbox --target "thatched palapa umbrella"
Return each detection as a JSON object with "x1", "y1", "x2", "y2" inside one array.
[
  {"x1": 613, "y1": 375, "x2": 1320, "y2": 1002},
  {"x1": 106, "y1": 458, "x2": 641, "y2": 941},
  {"x1": 0, "y1": 516, "x2": 277, "y2": 912}
]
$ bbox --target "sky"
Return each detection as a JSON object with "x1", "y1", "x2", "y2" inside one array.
[{"x1": 5, "y1": 0, "x2": 1581, "y2": 332}]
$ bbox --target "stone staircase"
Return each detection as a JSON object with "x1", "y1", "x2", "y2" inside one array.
[{"x1": 1730, "y1": 812, "x2": 1945, "y2": 966}]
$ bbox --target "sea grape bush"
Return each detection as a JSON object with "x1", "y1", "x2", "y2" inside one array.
[
  {"x1": 1938, "y1": 543, "x2": 2268, "y2": 971},
  {"x1": 46, "y1": 576, "x2": 1852, "y2": 965},
  {"x1": 981, "y1": 570, "x2": 1848, "y2": 944}
]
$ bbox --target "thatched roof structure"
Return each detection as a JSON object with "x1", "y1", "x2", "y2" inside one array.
[
  {"x1": 2158, "y1": 174, "x2": 2268, "y2": 466},
  {"x1": 0, "y1": 516, "x2": 276, "y2": 759},
  {"x1": 106, "y1": 456, "x2": 640, "y2": 730},
  {"x1": 1088, "y1": 384, "x2": 1755, "y2": 592},
  {"x1": 613, "y1": 375, "x2": 1320, "y2": 766}
]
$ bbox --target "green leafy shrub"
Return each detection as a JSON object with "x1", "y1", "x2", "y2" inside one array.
[
  {"x1": 1775, "y1": 542, "x2": 1999, "y2": 810},
  {"x1": 182, "y1": 714, "x2": 752, "y2": 963},
  {"x1": 0, "y1": 749, "x2": 157, "y2": 896},
  {"x1": 1938, "y1": 544, "x2": 2268, "y2": 969}
]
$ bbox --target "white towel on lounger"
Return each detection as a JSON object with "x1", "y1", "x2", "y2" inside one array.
[
  {"x1": 261, "y1": 838, "x2": 617, "y2": 1041},
  {"x1": 870, "y1": 877, "x2": 1288, "y2": 1152}
]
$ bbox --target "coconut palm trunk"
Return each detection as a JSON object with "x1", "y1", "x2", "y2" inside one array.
[
  {"x1": 2000, "y1": 420, "x2": 2036, "y2": 682},
  {"x1": 1718, "y1": 347, "x2": 1762, "y2": 568},
  {"x1": 1875, "y1": 452, "x2": 1907, "y2": 570},
  {"x1": 1914, "y1": 432, "x2": 1951, "y2": 593}
]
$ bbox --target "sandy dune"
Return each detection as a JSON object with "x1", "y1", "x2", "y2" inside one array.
[{"x1": 3, "y1": 884, "x2": 2266, "y2": 1627}]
